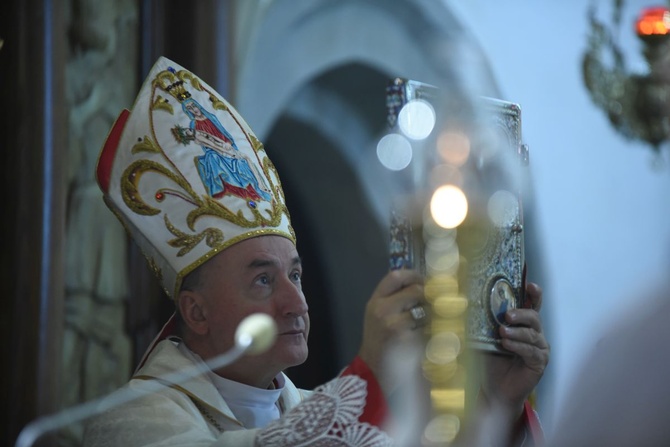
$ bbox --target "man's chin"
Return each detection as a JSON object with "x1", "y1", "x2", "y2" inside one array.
[{"x1": 281, "y1": 347, "x2": 309, "y2": 369}]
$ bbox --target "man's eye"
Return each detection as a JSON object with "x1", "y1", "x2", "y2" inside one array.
[
  {"x1": 256, "y1": 275, "x2": 270, "y2": 285},
  {"x1": 291, "y1": 271, "x2": 302, "y2": 282}
]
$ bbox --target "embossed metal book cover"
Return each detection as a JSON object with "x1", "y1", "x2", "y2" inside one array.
[{"x1": 385, "y1": 78, "x2": 528, "y2": 354}]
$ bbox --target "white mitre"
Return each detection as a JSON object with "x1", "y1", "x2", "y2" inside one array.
[{"x1": 96, "y1": 56, "x2": 295, "y2": 300}]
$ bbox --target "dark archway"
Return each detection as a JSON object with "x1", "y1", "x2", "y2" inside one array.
[{"x1": 265, "y1": 63, "x2": 394, "y2": 387}]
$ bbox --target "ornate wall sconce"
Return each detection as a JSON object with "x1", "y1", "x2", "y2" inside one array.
[{"x1": 583, "y1": 2, "x2": 670, "y2": 155}]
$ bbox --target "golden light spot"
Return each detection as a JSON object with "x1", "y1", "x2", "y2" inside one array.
[
  {"x1": 431, "y1": 388, "x2": 466, "y2": 412},
  {"x1": 430, "y1": 185, "x2": 468, "y2": 229},
  {"x1": 423, "y1": 359, "x2": 459, "y2": 383},
  {"x1": 426, "y1": 332, "x2": 461, "y2": 364},
  {"x1": 433, "y1": 294, "x2": 468, "y2": 318},
  {"x1": 423, "y1": 414, "x2": 461, "y2": 444},
  {"x1": 425, "y1": 243, "x2": 460, "y2": 274},
  {"x1": 424, "y1": 275, "x2": 459, "y2": 300}
]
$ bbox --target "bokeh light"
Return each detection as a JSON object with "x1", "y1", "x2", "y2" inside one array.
[
  {"x1": 425, "y1": 241, "x2": 460, "y2": 274},
  {"x1": 487, "y1": 189, "x2": 519, "y2": 227},
  {"x1": 376, "y1": 133, "x2": 413, "y2": 170},
  {"x1": 423, "y1": 414, "x2": 461, "y2": 444},
  {"x1": 430, "y1": 185, "x2": 468, "y2": 229},
  {"x1": 423, "y1": 210, "x2": 458, "y2": 240},
  {"x1": 426, "y1": 332, "x2": 461, "y2": 365},
  {"x1": 477, "y1": 125, "x2": 505, "y2": 160},
  {"x1": 424, "y1": 275, "x2": 459, "y2": 300},
  {"x1": 398, "y1": 99, "x2": 436, "y2": 140},
  {"x1": 433, "y1": 294, "x2": 468, "y2": 318},
  {"x1": 437, "y1": 131, "x2": 470, "y2": 166},
  {"x1": 430, "y1": 388, "x2": 465, "y2": 412}
]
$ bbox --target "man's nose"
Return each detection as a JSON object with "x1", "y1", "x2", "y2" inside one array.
[{"x1": 277, "y1": 278, "x2": 308, "y2": 316}]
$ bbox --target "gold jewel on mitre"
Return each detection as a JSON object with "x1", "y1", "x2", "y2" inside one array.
[{"x1": 96, "y1": 56, "x2": 295, "y2": 300}]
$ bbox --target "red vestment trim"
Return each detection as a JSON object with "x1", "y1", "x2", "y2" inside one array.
[
  {"x1": 97, "y1": 109, "x2": 130, "y2": 193},
  {"x1": 340, "y1": 356, "x2": 389, "y2": 427},
  {"x1": 523, "y1": 400, "x2": 545, "y2": 445}
]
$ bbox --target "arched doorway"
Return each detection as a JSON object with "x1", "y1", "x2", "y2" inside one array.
[{"x1": 266, "y1": 63, "x2": 392, "y2": 387}]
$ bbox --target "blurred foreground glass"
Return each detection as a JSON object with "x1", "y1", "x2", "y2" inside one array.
[{"x1": 382, "y1": 78, "x2": 529, "y2": 445}]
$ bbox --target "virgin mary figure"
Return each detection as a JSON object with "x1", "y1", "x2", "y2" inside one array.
[{"x1": 178, "y1": 98, "x2": 272, "y2": 202}]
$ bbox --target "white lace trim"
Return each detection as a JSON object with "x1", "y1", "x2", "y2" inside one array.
[{"x1": 255, "y1": 375, "x2": 393, "y2": 446}]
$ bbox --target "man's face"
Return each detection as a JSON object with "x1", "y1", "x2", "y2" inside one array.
[{"x1": 197, "y1": 235, "x2": 310, "y2": 385}]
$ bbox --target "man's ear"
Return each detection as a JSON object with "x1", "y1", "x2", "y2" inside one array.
[{"x1": 177, "y1": 290, "x2": 208, "y2": 336}]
